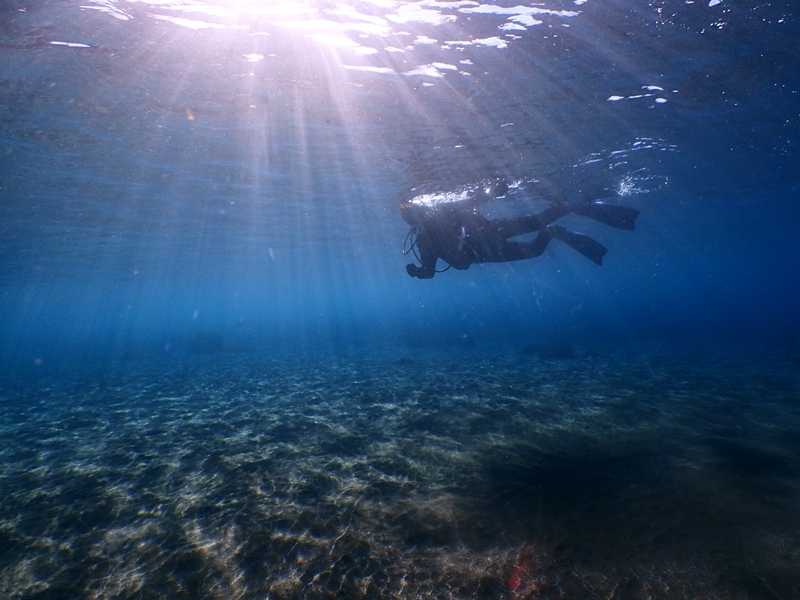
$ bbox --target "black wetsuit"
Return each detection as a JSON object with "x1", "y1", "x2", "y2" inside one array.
[{"x1": 407, "y1": 202, "x2": 572, "y2": 279}]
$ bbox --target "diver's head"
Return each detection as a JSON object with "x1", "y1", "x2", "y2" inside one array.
[{"x1": 400, "y1": 201, "x2": 426, "y2": 227}]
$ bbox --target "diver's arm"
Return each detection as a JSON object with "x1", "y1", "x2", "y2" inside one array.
[
  {"x1": 406, "y1": 232, "x2": 438, "y2": 278},
  {"x1": 406, "y1": 263, "x2": 434, "y2": 278},
  {"x1": 407, "y1": 256, "x2": 436, "y2": 279}
]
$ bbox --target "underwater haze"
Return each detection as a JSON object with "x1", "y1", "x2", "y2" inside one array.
[{"x1": 1, "y1": 0, "x2": 799, "y2": 598}]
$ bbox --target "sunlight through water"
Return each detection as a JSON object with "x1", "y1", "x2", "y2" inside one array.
[
  {"x1": 1, "y1": 0, "x2": 799, "y2": 598},
  {"x1": 81, "y1": 0, "x2": 581, "y2": 66}
]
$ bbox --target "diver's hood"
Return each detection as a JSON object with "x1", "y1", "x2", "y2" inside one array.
[{"x1": 399, "y1": 201, "x2": 428, "y2": 227}]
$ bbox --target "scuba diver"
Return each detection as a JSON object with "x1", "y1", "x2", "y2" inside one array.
[{"x1": 401, "y1": 181, "x2": 639, "y2": 279}]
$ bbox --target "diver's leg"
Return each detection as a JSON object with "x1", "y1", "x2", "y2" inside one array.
[
  {"x1": 490, "y1": 225, "x2": 607, "y2": 265},
  {"x1": 493, "y1": 203, "x2": 572, "y2": 238},
  {"x1": 494, "y1": 201, "x2": 639, "y2": 239},
  {"x1": 493, "y1": 231, "x2": 553, "y2": 261}
]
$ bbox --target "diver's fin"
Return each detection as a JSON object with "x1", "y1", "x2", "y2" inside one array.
[
  {"x1": 547, "y1": 225, "x2": 607, "y2": 266},
  {"x1": 574, "y1": 202, "x2": 639, "y2": 231}
]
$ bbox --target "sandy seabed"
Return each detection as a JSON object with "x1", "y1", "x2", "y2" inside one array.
[{"x1": 1, "y1": 342, "x2": 799, "y2": 600}]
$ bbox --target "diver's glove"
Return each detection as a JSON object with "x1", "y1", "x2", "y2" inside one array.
[{"x1": 406, "y1": 264, "x2": 421, "y2": 278}]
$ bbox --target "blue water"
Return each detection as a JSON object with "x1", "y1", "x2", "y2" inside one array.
[{"x1": 1, "y1": 1, "x2": 799, "y2": 598}]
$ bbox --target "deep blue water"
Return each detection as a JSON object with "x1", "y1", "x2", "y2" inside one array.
[{"x1": 1, "y1": 1, "x2": 799, "y2": 598}]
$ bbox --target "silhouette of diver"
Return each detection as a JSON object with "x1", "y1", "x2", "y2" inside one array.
[{"x1": 401, "y1": 181, "x2": 639, "y2": 279}]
